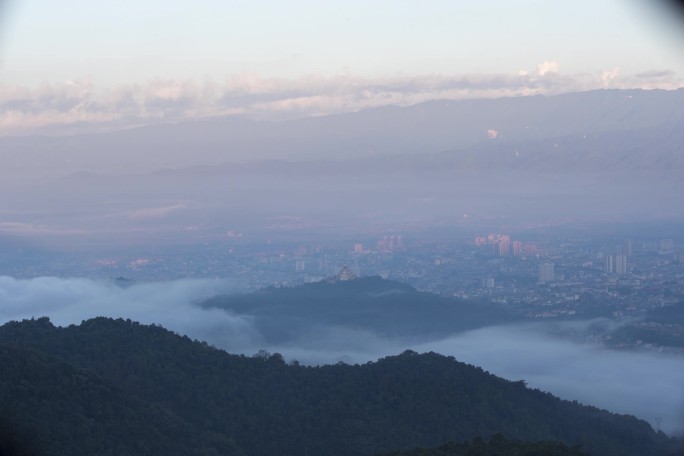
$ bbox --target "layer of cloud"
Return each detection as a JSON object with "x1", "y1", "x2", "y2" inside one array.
[
  {"x1": 0, "y1": 222, "x2": 89, "y2": 236},
  {"x1": 536, "y1": 60, "x2": 560, "y2": 76},
  {"x1": 0, "y1": 275, "x2": 682, "y2": 434},
  {"x1": 271, "y1": 321, "x2": 684, "y2": 435},
  {"x1": 601, "y1": 67, "x2": 621, "y2": 87},
  {"x1": 0, "y1": 276, "x2": 261, "y2": 349},
  {"x1": 1, "y1": 64, "x2": 682, "y2": 135},
  {"x1": 127, "y1": 203, "x2": 191, "y2": 220},
  {"x1": 417, "y1": 326, "x2": 684, "y2": 436}
]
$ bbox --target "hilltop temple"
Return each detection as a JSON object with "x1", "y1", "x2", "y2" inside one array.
[{"x1": 337, "y1": 264, "x2": 357, "y2": 281}]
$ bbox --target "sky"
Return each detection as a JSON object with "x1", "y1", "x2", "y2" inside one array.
[
  {"x1": 1, "y1": 0, "x2": 682, "y2": 83},
  {"x1": 0, "y1": 0, "x2": 683, "y2": 133}
]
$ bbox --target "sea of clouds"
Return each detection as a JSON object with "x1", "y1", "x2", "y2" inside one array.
[{"x1": 0, "y1": 275, "x2": 682, "y2": 435}]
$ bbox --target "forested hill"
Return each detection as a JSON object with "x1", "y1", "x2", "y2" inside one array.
[
  {"x1": 200, "y1": 276, "x2": 519, "y2": 342},
  {"x1": 377, "y1": 434, "x2": 588, "y2": 456},
  {"x1": 0, "y1": 317, "x2": 676, "y2": 456}
]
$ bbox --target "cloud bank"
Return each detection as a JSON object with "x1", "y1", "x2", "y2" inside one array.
[
  {"x1": 0, "y1": 276, "x2": 262, "y2": 349},
  {"x1": 0, "y1": 276, "x2": 682, "y2": 434},
  {"x1": 1, "y1": 64, "x2": 682, "y2": 135}
]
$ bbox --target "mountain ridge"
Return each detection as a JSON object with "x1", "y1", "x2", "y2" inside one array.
[
  {"x1": 3, "y1": 88, "x2": 683, "y2": 182},
  {"x1": 0, "y1": 316, "x2": 675, "y2": 456},
  {"x1": 199, "y1": 276, "x2": 520, "y2": 342}
]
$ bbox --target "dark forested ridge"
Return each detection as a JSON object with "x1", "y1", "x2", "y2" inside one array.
[
  {"x1": 376, "y1": 434, "x2": 588, "y2": 456},
  {"x1": 0, "y1": 317, "x2": 678, "y2": 456},
  {"x1": 0, "y1": 336, "x2": 240, "y2": 455},
  {"x1": 200, "y1": 276, "x2": 519, "y2": 342}
]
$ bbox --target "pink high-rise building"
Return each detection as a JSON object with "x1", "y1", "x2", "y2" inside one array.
[{"x1": 512, "y1": 241, "x2": 523, "y2": 256}]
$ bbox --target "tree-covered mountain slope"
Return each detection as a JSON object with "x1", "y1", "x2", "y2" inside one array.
[
  {"x1": 0, "y1": 340, "x2": 240, "y2": 455},
  {"x1": 200, "y1": 276, "x2": 519, "y2": 342},
  {"x1": 376, "y1": 434, "x2": 587, "y2": 456},
  {"x1": 0, "y1": 317, "x2": 675, "y2": 456}
]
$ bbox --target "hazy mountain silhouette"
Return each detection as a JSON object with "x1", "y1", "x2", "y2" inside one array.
[
  {"x1": 3, "y1": 89, "x2": 683, "y2": 182},
  {"x1": 200, "y1": 276, "x2": 519, "y2": 343},
  {"x1": 3, "y1": 89, "x2": 683, "y2": 246}
]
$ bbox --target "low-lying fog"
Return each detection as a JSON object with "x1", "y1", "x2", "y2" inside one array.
[{"x1": 1, "y1": 276, "x2": 682, "y2": 435}]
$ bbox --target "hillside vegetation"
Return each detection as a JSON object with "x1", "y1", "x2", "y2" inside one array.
[{"x1": 0, "y1": 317, "x2": 676, "y2": 456}]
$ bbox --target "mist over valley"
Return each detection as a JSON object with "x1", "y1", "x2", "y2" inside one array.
[{"x1": 0, "y1": 274, "x2": 682, "y2": 437}]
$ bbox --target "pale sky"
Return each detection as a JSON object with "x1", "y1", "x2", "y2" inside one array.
[{"x1": 0, "y1": 0, "x2": 682, "y2": 133}]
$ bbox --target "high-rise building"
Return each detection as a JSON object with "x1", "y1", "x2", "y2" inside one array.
[
  {"x1": 539, "y1": 263, "x2": 555, "y2": 283},
  {"x1": 605, "y1": 255, "x2": 614, "y2": 274},
  {"x1": 512, "y1": 240, "x2": 523, "y2": 256},
  {"x1": 377, "y1": 235, "x2": 403, "y2": 253},
  {"x1": 615, "y1": 255, "x2": 627, "y2": 275},
  {"x1": 498, "y1": 235, "x2": 510, "y2": 256}
]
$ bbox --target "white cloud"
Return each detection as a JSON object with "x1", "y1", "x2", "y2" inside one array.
[
  {"x1": 0, "y1": 276, "x2": 260, "y2": 349},
  {"x1": 0, "y1": 68, "x2": 682, "y2": 135},
  {"x1": 127, "y1": 203, "x2": 190, "y2": 220},
  {"x1": 414, "y1": 325, "x2": 684, "y2": 435},
  {"x1": 600, "y1": 67, "x2": 621, "y2": 87},
  {"x1": 536, "y1": 60, "x2": 560, "y2": 76},
  {"x1": 0, "y1": 222, "x2": 89, "y2": 236},
  {"x1": 268, "y1": 322, "x2": 684, "y2": 435}
]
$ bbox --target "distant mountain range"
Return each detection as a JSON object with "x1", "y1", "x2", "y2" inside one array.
[
  {"x1": 2, "y1": 89, "x2": 683, "y2": 182},
  {"x1": 0, "y1": 317, "x2": 677, "y2": 456},
  {"x1": 2, "y1": 88, "x2": 682, "y2": 245}
]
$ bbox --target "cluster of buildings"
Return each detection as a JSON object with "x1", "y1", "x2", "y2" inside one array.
[
  {"x1": 2, "y1": 226, "x2": 680, "y2": 354},
  {"x1": 353, "y1": 235, "x2": 405, "y2": 254},
  {"x1": 3, "y1": 229, "x2": 682, "y2": 329},
  {"x1": 474, "y1": 233, "x2": 538, "y2": 257}
]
